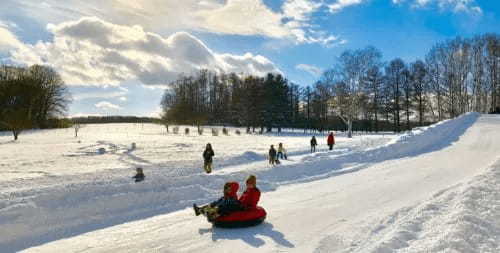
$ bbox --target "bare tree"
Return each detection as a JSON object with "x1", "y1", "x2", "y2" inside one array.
[
  {"x1": 410, "y1": 60, "x2": 428, "y2": 126},
  {"x1": 385, "y1": 58, "x2": 406, "y2": 132},
  {"x1": 322, "y1": 46, "x2": 383, "y2": 137}
]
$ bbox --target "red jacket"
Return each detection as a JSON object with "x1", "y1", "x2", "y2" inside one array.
[
  {"x1": 327, "y1": 134, "x2": 335, "y2": 145},
  {"x1": 239, "y1": 187, "x2": 261, "y2": 210}
]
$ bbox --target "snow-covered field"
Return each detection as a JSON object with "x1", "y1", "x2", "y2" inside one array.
[{"x1": 1, "y1": 114, "x2": 499, "y2": 252}]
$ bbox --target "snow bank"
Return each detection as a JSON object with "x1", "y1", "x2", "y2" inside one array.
[{"x1": 350, "y1": 157, "x2": 500, "y2": 253}]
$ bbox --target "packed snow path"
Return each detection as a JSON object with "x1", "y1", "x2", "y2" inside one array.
[{"x1": 2, "y1": 114, "x2": 499, "y2": 252}]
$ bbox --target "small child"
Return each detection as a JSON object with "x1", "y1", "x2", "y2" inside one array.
[
  {"x1": 193, "y1": 182, "x2": 243, "y2": 221},
  {"x1": 310, "y1": 136, "x2": 317, "y2": 153},
  {"x1": 203, "y1": 143, "x2": 215, "y2": 174},
  {"x1": 132, "y1": 167, "x2": 145, "y2": 183},
  {"x1": 277, "y1": 143, "x2": 287, "y2": 160},
  {"x1": 269, "y1": 145, "x2": 277, "y2": 166},
  {"x1": 239, "y1": 175, "x2": 261, "y2": 210}
]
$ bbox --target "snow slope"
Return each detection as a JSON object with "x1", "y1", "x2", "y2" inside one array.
[
  {"x1": 2, "y1": 113, "x2": 500, "y2": 252},
  {"x1": 0, "y1": 125, "x2": 394, "y2": 252}
]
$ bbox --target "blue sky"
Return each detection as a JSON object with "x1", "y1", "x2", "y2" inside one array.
[{"x1": 0, "y1": 0, "x2": 498, "y2": 117}]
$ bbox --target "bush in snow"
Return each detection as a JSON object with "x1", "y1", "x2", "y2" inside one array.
[
  {"x1": 222, "y1": 127, "x2": 229, "y2": 135},
  {"x1": 235, "y1": 130, "x2": 241, "y2": 135},
  {"x1": 173, "y1": 126, "x2": 179, "y2": 134},
  {"x1": 212, "y1": 128, "x2": 219, "y2": 136},
  {"x1": 198, "y1": 128, "x2": 203, "y2": 135},
  {"x1": 185, "y1": 128, "x2": 190, "y2": 135}
]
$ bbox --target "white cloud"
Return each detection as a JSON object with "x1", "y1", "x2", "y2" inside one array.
[
  {"x1": 0, "y1": 22, "x2": 24, "y2": 53},
  {"x1": 119, "y1": 97, "x2": 127, "y2": 102},
  {"x1": 283, "y1": 0, "x2": 322, "y2": 22},
  {"x1": 329, "y1": 0, "x2": 481, "y2": 14},
  {"x1": 95, "y1": 101, "x2": 122, "y2": 110},
  {"x1": 328, "y1": 0, "x2": 364, "y2": 13},
  {"x1": 296, "y1": 63, "x2": 323, "y2": 76},
  {"x1": 5, "y1": 0, "x2": 339, "y2": 46},
  {"x1": 73, "y1": 87, "x2": 129, "y2": 100},
  {"x1": 196, "y1": 0, "x2": 290, "y2": 38},
  {"x1": 70, "y1": 113, "x2": 103, "y2": 118},
  {"x1": 6, "y1": 17, "x2": 280, "y2": 86},
  {"x1": 399, "y1": 0, "x2": 482, "y2": 14},
  {"x1": 148, "y1": 106, "x2": 163, "y2": 118}
]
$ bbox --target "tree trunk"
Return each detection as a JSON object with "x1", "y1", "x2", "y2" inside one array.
[{"x1": 347, "y1": 118, "x2": 353, "y2": 138}]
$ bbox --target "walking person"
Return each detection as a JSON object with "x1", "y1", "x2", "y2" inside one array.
[
  {"x1": 277, "y1": 143, "x2": 287, "y2": 160},
  {"x1": 269, "y1": 145, "x2": 277, "y2": 166},
  {"x1": 310, "y1": 136, "x2": 317, "y2": 153},
  {"x1": 327, "y1": 132, "x2": 335, "y2": 151},
  {"x1": 203, "y1": 143, "x2": 215, "y2": 173}
]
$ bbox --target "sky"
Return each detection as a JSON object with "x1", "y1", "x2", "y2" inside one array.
[{"x1": 0, "y1": 0, "x2": 499, "y2": 117}]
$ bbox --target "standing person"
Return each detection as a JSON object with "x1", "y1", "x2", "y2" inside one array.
[
  {"x1": 132, "y1": 167, "x2": 145, "y2": 183},
  {"x1": 269, "y1": 145, "x2": 277, "y2": 166},
  {"x1": 327, "y1": 132, "x2": 335, "y2": 151},
  {"x1": 310, "y1": 136, "x2": 317, "y2": 153},
  {"x1": 277, "y1": 143, "x2": 287, "y2": 160},
  {"x1": 203, "y1": 143, "x2": 215, "y2": 174},
  {"x1": 239, "y1": 175, "x2": 261, "y2": 210}
]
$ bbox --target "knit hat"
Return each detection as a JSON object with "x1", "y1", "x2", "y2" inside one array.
[{"x1": 246, "y1": 175, "x2": 257, "y2": 185}]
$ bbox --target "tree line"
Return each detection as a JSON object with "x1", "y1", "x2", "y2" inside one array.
[
  {"x1": 0, "y1": 65, "x2": 71, "y2": 140},
  {"x1": 72, "y1": 116, "x2": 158, "y2": 124},
  {"x1": 161, "y1": 33, "x2": 500, "y2": 137}
]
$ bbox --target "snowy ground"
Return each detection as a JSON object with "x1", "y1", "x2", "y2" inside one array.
[{"x1": 1, "y1": 114, "x2": 499, "y2": 252}]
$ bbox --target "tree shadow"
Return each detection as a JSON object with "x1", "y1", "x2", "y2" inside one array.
[{"x1": 198, "y1": 222, "x2": 294, "y2": 248}]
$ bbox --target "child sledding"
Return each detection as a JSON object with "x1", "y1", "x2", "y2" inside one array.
[
  {"x1": 193, "y1": 181, "x2": 243, "y2": 221},
  {"x1": 193, "y1": 175, "x2": 266, "y2": 228},
  {"x1": 132, "y1": 167, "x2": 145, "y2": 183}
]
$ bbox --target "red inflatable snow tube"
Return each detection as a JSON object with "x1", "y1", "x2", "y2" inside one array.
[{"x1": 211, "y1": 206, "x2": 267, "y2": 228}]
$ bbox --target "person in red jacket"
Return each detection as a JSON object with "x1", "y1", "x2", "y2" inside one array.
[
  {"x1": 327, "y1": 132, "x2": 335, "y2": 151},
  {"x1": 239, "y1": 175, "x2": 261, "y2": 210}
]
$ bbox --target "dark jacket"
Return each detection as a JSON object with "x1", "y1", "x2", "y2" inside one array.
[
  {"x1": 210, "y1": 182, "x2": 243, "y2": 216},
  {"x1": 239, "y1": 187, "x2": 261, "y2": 210},
  {"x1": 269, "y1": 147, "x2": 277, "y2": 158},
  {"x1": 132, "y1": 173, "x2": 145, "y2": 183},
  {"x1": 310, "y1": 138, "x2": 317, "y2": 146},
  {"x1": 203, "y1": 149, "x2": 215, "y2": 162}
]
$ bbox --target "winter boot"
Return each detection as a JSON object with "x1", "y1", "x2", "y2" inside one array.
[{"x1": 193, "y1": 204, "x2": 201, "y2": 216}]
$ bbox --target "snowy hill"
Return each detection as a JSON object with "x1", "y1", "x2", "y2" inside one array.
[{"x1": 1, "y1": 114, "x2": 499, "y2": 252}]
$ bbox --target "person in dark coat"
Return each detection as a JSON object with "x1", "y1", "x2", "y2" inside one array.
[
  {"x1": 310, "y1": 136, "x2": 317, "y2": 153},
  {"x1": 194, "y1": 182, "x2": 243, "y2": 221},
  {"x1": 269, "y1": 145, "x2": 277, "y2": 165},
  {"x1": 203, "y1": 143, "x2": 215, "y2": 173},
  {"x1": 239, "y1": 175, "x2": 261, "y2": 210},
  {"x1": 327, "y1": 132, "x2": 335, "y2": 151},
  {"x1": 132, "y1": 167, "x2": 145, "y2": 183}
]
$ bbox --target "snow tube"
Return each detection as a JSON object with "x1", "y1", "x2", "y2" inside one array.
[{"x1": 211, "y1": 206, "x2": 267, "y2": 228}]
